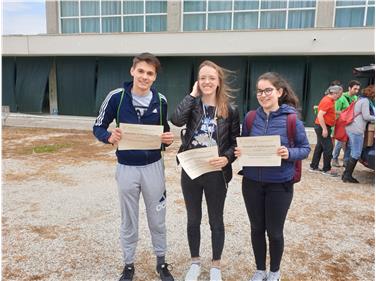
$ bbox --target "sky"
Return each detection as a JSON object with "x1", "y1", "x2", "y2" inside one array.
[{"x1": 2, "y1": 0, "x2": 46, "y2": 35}]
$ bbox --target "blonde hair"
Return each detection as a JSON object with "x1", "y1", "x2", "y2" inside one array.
[{"x1": 198, "y1": 60, "x2": 235, "y2": 118}]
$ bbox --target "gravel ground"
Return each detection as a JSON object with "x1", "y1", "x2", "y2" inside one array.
[{"x1": 2, "y1": 127, "x2": 374, "y2": 281}]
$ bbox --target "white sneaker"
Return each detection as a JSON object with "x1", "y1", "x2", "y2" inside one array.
[
  {"x1": 267, "y1": 270, "x2": 281, "y2": 281},
  {"x1": 184, "y1": 263, "x2": 201, "y2": 281},
  {"x1": 210, "y1": 267, "x2": 222, "y2": 281},
  {"x1": 249, "y1": 270, "x2": 267, "y2": 281}
]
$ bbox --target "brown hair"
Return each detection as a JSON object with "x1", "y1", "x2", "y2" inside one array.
[
  {"x1": 362, "y1": 84, "x2": 375, "y2": 99},
  {"x1": 257, "y1": 72, "x2": 299, "y2": 108},
  {"x1": 348, "y1": 80, "x2": 361, "y2": 88},
  {"x1": 197, "y1": 60, "x2": 235, "y2": 118},
  {"x1": 132, "y1": 52, "x2": 161, "y2": 73}
]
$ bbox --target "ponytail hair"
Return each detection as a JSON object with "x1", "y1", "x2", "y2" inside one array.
[{"x1": 257, "y1": 72, "x2": 299, "y2": 109}]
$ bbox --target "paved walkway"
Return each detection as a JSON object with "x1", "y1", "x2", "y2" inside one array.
[{"x1": 2, "y1": 113, "x2": 317, "y2": 144}]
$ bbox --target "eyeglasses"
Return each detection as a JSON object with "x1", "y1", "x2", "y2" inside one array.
[{"x1": 256, "y1": 87, "x2": 275, "y2": 97}]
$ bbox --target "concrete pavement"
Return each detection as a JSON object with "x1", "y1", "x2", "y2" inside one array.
[{"x1": 2, "y1": 113, "x2": 317, "y2": 144}]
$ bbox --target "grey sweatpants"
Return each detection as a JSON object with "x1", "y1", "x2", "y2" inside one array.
[{"x1": 115, "y1": 159, "x2": 167, "y2": 264}]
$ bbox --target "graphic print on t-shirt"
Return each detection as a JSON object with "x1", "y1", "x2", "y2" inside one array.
[
  {"x1": 192, "y1": 105, "x2": 217, "y2": 148},
  {"x1": 132, "y1": 91, "x2": 153, "y2": 119}
]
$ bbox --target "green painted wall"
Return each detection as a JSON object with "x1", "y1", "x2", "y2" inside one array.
[{"x1": 2, "y1": 55, "x2": 374, "y2": 125}]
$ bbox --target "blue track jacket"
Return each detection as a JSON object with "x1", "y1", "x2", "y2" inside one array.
[
  {"x1": 93, "y1": 82, "x2": 170, "y2": 166},
  {"x1": 241, "y1": 104, "x2": 311, "y2": 183}
]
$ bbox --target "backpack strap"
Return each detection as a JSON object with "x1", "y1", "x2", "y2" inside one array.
[
  {"x1": 344, "y1": 94, "x2": 352, "y2": 105},
  {"x1": 116, "y1": 89, "x2": 125, "y2": 128},
  {"x1": 245, "y1": 110, "x2": 257, "y2": 134},
  {"x1": 157, "y1": 92, "x2": 163, "y2": 126},
  {"x1": 287, "y1": 113, "x2": 297, "y2": 147},
  {"x1": 287, "y1": 113, "x2": 302, "y2": 183}
]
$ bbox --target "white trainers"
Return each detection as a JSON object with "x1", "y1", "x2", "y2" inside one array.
[
  {"x1": 210, "y1": 267, "x2": 222, "y2": 281},
  {"x1": 267, "y1": 270, "x2": 281, "y2": 281},
  {"x1": 249, "y1": 270, "x2": 267, "y2": 281},
  {"x1": 184, "y1": 263, "x2": 201, "y2": 281}
]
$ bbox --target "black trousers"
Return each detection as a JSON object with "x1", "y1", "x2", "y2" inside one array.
[
  {"x1": 310, "y1": 124, "x2": 333, "y2": 172},
  {"x1": 181, "y1": 169, "x2": 227, "y2": 261},
  {"x1": 242, "y1": 177, "x2": 293, "y2": 272}
]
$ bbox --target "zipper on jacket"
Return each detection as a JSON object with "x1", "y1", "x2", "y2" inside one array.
[
  {"x1": 259, "y1": 114, "x2": 271, "y2": 182},
  {"x1": 137, "y1": 108, "x2": 149, "y2": 161},
  {"x1": 216, "y1": 119, "x2": 229, "y2": 189},
  {"x1": 264, "y1": 115, "x2": 270, "y2": 134}
]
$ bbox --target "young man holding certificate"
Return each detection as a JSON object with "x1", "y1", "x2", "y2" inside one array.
[
  {"x1": 171, "y1": 60, "x2": 240, "y2": 281},
  {"x1": 93, "y1": 53, "x2": 174, "y2": 281}
]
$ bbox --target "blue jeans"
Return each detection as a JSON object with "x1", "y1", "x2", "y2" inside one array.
[
  {"x1": 347, "y1": 132, "x2": 364, "y2": 159},
  {"x1": 332, "y1": 140, "x2": 351, "y2": 162}
]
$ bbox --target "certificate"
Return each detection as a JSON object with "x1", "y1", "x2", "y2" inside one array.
[
  {"x1": 177, "y1": 146, "x2": 221, "y2": 180},
  {"x1": 118, "y1": 123, "x2": 164, "y2": 150},
  {"x1": 236, "y1": 135, "x2": 281, "y2": 167}
]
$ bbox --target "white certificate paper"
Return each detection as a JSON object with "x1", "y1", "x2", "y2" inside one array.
[
  {"x1": 177, "y1": 146, "x2": 221, "y2": 180},
  {"x1": 236, "y1": 135, "x2": 281, "y2": 167},
  {"x1": 118, "y1": 123, "x2": 163, "y2": 150}
]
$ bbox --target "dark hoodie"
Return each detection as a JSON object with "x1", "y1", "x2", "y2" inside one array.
[{"x1": 93, "y1": 82, "x2": 170, "y2": 166}]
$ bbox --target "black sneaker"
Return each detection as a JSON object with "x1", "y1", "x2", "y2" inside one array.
[
  {"x1": 156, "y1": 263, "x2": 174, "y2": 281},
  {"x1": 119, "y1": 264, "x2": 135, "y2": 281},
  {"x1": 308, "y1": 167, "x2": 322, "y2": 173}
]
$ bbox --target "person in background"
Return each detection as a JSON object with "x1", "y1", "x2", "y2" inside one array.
[
  {"x1": 309, "y1": 85, "x2": 343, "y2": 176},
  {"x1": 93, "y1": 53, "x2": 175, "y2": 281},
  {"x1": 343, "y1": 84, "x2": 375, "y2": 183},
  {"x1": 313, "y1": 80, "x2": 341, "y2": 115},
  {"x1": 332, "y1": 80, "x2": 361, "y2": 168},
  {"x1": 235, "y1": 72, "x2": 310, "y2": 281},
  {"x1": 171, "y1": 60, "x2": 240, "y2": 281}
]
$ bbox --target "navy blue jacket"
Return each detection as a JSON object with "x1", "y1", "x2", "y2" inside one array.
[
  {"x1": 241, "y1": 104, "x2": 310, "y2": 183},
  {"x1": 93, "y1": 82, "x2": 170, "y2": 166}
]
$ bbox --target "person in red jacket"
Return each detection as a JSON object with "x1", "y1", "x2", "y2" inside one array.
[{"x1": 309, "y1": 85, "x2": 343, "y2": 176}]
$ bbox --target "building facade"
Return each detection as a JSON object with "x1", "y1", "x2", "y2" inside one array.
[{"x1": 2, "y1": 0, "x2": 375, "y2": 125}]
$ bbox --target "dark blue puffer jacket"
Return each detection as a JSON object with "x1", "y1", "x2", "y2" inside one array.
[{"x1": 241, "y1": 104, "x2": 310, "y2": 183}]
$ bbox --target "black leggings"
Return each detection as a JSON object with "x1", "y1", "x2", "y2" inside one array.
[
  {"x1": 242, "y1": 177, "x2": 293, "y2": 272},
  {"x1": 181, "y1": 169, "x2": 227, "y2": 261}
]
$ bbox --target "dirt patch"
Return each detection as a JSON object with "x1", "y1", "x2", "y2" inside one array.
[{"x1": 2, "y1": 126, "x2": 374, "y2": 281}]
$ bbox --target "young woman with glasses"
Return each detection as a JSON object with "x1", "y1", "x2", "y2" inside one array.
[{"x1": 235, "y1": 72, "x2": 310, "y2": 281}]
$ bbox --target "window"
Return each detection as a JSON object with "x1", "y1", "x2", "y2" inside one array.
[
  {"x1": 335, "y1": 0, "x2": 375, "y2": 27},
  {"x1": 182, "y1": 0, "x2": 317, "y2": 31},
  {"x1": 59, "y1": 0, "x2": 167, "y2": 33}
]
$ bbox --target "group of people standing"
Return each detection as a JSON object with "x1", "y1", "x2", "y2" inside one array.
[
  {"x1": 309, "y1": 79, "x2": 375, "y2": 183},
  {"x1": 93, "y1": 52, "x2": 311, "y2": 281}
]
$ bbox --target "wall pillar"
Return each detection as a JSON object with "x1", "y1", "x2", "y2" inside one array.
[
  {"x1": 167, "y1": 0, "x2": 181, "y2": 32},
  {"x1": 316, "y1": 0, "x2": 336, "y2": 28},
  {"x1": 46, "y1": 0, "x2": 59, "y2": 34},
  {"x1": 49, "y1": 59, "x2": 58, "y2": 115}
]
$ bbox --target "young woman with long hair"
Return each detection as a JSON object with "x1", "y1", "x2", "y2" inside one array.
[{"x1": 171, "y1": 60, "x2": 240, "y2": 281}]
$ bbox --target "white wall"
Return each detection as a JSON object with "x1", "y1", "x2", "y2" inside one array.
[{"x1": 2, "y1": 28, "x2": 374, "y2": 56}]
